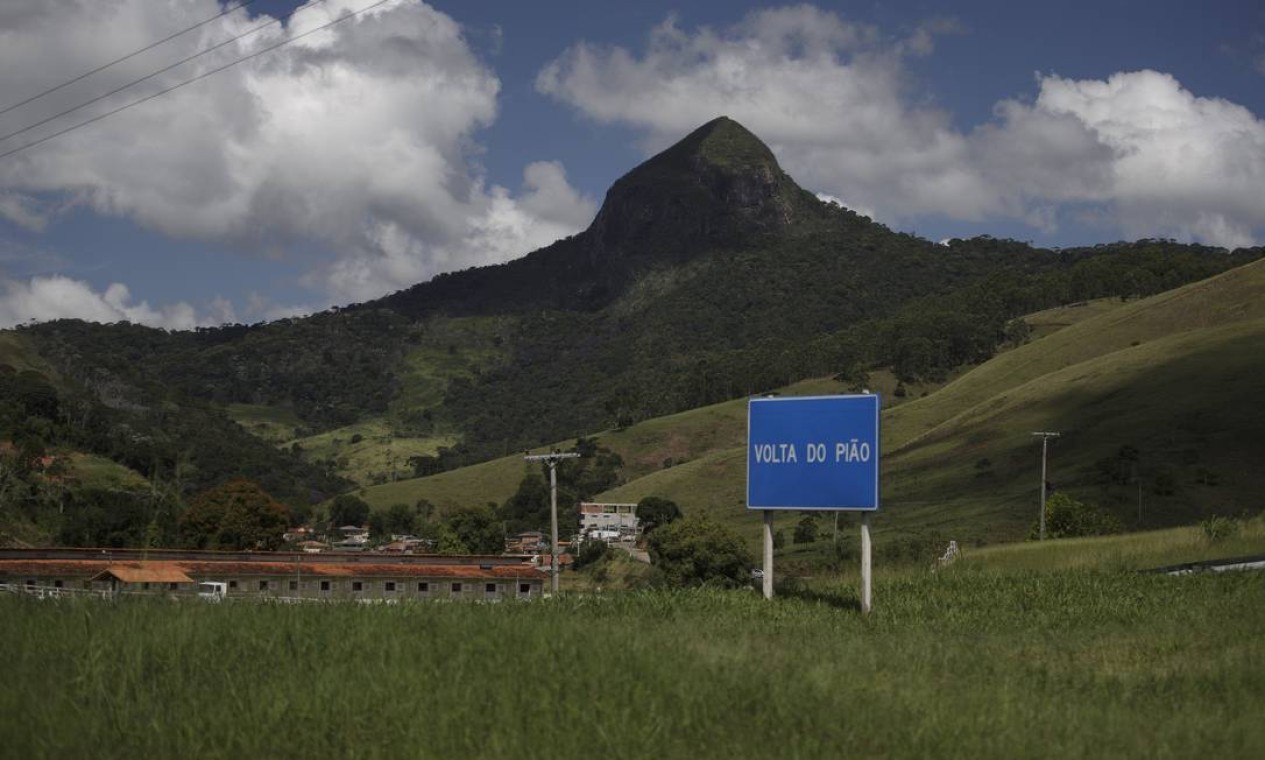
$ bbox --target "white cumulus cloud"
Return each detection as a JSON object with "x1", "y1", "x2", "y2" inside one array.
[
  {"x1": 0, "y1": 0, "x2": 596, "y2": 325},
  {"x1": 538, "y1": 7, "x2": 1265, "y2": 249},
  {"x1": 982, "y1": 70, "x2": 1265, "y2": 248},
  {"x1": 0, "y1": 275, "x2": 200, "y2": 329}
]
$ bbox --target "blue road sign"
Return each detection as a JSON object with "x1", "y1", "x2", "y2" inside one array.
[{"x1": 747, "y1": 394, "x2": 880, "y2": 510}]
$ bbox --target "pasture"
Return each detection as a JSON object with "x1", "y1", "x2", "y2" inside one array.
[{"x1": 3, "y1": 554, "x2": 1262, "y2": 758}]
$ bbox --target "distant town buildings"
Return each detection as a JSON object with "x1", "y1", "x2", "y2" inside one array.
[
  {"x1": 578, "y1": 502, "x2": 639, "y2": 542},
  {"x1": 0, "y1": 548, "x2": 544, "y2": 602}
]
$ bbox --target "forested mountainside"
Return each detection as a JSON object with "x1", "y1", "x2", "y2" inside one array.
[{"x1": 4, "y1": 117, "x2": 1260, "y2": 524}]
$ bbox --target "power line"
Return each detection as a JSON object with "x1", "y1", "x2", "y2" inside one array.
[
  {"x1": 1, "y1": 1, "x2": 328, "y2": 147},
  {"x1": 0, "y1": 0, "x2": 390, "y2": 163},
  {"x1": 0, "y1": 1, "x2": 258, "y2": 119}
]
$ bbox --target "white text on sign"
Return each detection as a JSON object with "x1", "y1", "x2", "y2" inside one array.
[{"x1": 752, "y1": 439, "x2": 872, "y2": 465}]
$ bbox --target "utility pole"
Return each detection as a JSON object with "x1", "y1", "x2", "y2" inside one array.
[
  {"x1": 524, "y1": 451, "x2": 581, "y2": 596},
  {"x1": 1031, "y1": 432, "x2": 1060, "y2": 540}
]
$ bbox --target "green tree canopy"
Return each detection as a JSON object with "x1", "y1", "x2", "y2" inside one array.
[
  {"x1": 793, "y1": 514, "x2": 820, "y2": 544},
  {"x1": 636, "y1": 496, "x2": 682, "y2": 534},
  {"x1": 329, "y1": 493, "x2": 371, "y2": 528},
  {"x1": 382, "y1": 503, "x2": 419, "y2": 536},
  {"x1": 647, "y1": 516, "x2": 752, "y2": 588},
  {"x1": 500, "y1": 470, "x2": 549, "y2": 534},
  {"x1": 181, "y1": 479, "x2": 289, "y2": 551},
  {"x1": 1031, "y1": 492, "x2": 1122, "y2": 540},
  {"x1": 441, "y1": 505, "x2": 504, "y2": 555}
]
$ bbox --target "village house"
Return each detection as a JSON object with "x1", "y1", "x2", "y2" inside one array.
[{"x1": 578, "y1": 502, "x2": 639, "y2": 542}]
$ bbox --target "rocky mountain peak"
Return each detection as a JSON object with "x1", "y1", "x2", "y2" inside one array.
[{"x1": 585, "y1": 116, "x2": 808, "y2": 261}]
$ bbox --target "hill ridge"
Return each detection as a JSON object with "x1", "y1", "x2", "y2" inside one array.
[{"x1": 884, "y1": 256, "x2": 1265, "y2": 455}]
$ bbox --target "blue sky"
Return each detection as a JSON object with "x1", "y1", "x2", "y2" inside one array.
[{"x1": 1, "y1": 0, "x2": 1262, "y2": 328}]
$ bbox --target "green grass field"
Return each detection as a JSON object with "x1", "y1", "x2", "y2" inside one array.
[{"x1": 4, "y1": 556, "x2": 1262, "y2": 759}]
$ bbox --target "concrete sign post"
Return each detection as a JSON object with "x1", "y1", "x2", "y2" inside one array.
[{"x1": 747, "y1": 394, "x2": 880, "y2": 611}]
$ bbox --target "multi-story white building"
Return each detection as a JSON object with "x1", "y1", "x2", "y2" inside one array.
[{"x1": 578, "y1": 502, "x2": 639, "y2": 541}]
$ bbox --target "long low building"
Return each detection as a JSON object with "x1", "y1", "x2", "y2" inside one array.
[{"x1": 0, "y1": 550, "x2": 546, "y2": 602}]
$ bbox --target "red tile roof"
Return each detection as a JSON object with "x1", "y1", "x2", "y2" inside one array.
[
  {"x1": 0, "y1": 558, "x2": 540, "y2": 581},
  {"x1": 92, "y1": 563, "x2": 193, "y2": 584}
]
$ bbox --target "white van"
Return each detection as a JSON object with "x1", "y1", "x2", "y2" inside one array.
[{"x1": 197, "y1": 582, "x2": 227, "y2": 602}]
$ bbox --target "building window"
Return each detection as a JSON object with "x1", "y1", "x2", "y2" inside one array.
[
  {"x1": 142, "y1": 582, "x2": 151, "y2": 590},
  {"x1": 168, "y1": 582, "x2": 178, "y2": 591},
  {"x1": 289, "y1": 580, "x2": 298, "y2": 591},
  {"x1": 384, "y1": 581, "x2": 396, "y2": 592},
  {"x1": 228, "y1": 580, "x2": 238, "y2": 589},
  {"x1": 320, "y1": 580, "x2": 331, "y2": 592},
  {"x1": 417, "y1": 582, "x2": 429, "y2": 594},
  {"x1": 54, "y1": 580, "x2": 64, "y2": 588},
  {"x1": 451, "y1": 582, "x2": 462, "y2": 595},
  {"x1": 485, "y1": 582, "x2": 497, "y2": 598},
  {"x1": 259, "y1": 580, "x2": 269, "y2": 591},
  {"x1": 519, "y1": 582, "x2": 531, "y2": 596},
  {"x1": 352, "y1": 581, "x2": 364, "y2": 592}
]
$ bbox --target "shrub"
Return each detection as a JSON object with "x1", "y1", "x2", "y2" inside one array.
[
  {"x1": 637, "y1": 496, "x2": 682, "y2": 535},
  {"x1": 573, "y1": 538, "x2": 612, "y2": 570},
  {"x1": 1201, "y1": 516, "x2": 1240, "y2": 542},
  {"x1": 793, "y1": 514, "x2": 819, "y2": 544},
  {"x1": 646, "y1": 516, "x2": 753, "y2": 588},
  {"x1": 1030, "y1": 492, "x2": 1122, "y2": 539}
]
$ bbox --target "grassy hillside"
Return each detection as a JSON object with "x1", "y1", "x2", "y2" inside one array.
[
  {"x1": 885, "y1": 257, "x2": 1265, "y2": 452},
  {"x1": 356, "y1": 451, "x2": 538, "y2": 511},
  {"x1": 957, "y1": 515, "x2": 1265, "y2": 573},
  {"x1": 356, "y1": 258, "x2": 1265, "y2": 553},
  {"x1": 885, "y1": 318, "x2": 1265, "y2": 530},
  {"x1": 225, "y1": 403, "x2": 305, "y2": 444},
  {"x1": 0, "y1": 332, "x2": 53, "y2": 374},
  {"x1": 63, "y1": 453, "x2": 150, "y2": 492}
]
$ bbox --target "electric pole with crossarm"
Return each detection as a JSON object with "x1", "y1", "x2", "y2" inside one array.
[
  {"x1": 524, "y1": 450, "x2": 581, "y2": 595},
  {"x1": 1031, "y1": 432, "x2": 1060, "y2": 540}
]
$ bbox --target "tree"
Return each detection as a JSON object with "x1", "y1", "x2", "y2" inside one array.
[
  {"x1": 646, "y1": 516, "x2": 752, "y2": 588},
  {"x1": 1030, "y1": 492, "x2": 1122, "y2": 540},
  {"x1": 636, "y1": 496, "x2": 682, "y2": 535},
  {"x1": 572, "y1": 537, "x2": 611, "y2": 570},
  {"x1": 181, "y1": 479, "x2": 289, "y2": 551},
  {"x1": 367, "y1": 511, "x2": 389, "y2": 541},
  {"x1": 383, "y1": 502, "x2": 418, "y2": 535},
  {"x1": 329, "y1": 493, "x2": 370, "y2": 528},
  {"x1": 500, "y1": 471, "x2": 549, "y2": 533},
  {"x1": 793, "y1": 514, "x2": 820, "y2": 544},
  {"x1": 57, "y1": 488, "x2": 159, "y2": 548},
  {"x1": 441, "y1": 505, "x2": 504, "y2": 555}
]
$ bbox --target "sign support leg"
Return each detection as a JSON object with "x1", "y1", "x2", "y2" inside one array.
[
  {"x1": 762, "y1": 510, "x2": 774, "y2": 600},
  {"x1": 860, "y1": 512, "x2": 872, "y2": 615}
]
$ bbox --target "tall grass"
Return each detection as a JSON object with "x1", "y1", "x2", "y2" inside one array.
[
  {"x1": 3, "y1": 565, "x2": 1263, "y2": 759},
  {"x1": 962, "y1": 516, "x2": 1265, "y2": 572}
]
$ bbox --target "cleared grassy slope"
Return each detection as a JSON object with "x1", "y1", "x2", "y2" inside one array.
[
  {"x1": 354, "y1": 377, "x2": 854, "y2": 511},
  {"x1": 956, "y1": 514, "x2": 1265, "y2": 573},
  {"x1": 356, "y1": 258, "x2": 1265, "y2": 548},
  {"x1": 884, "y1": 318, "x2": 1265, "y2": 533},
  {"x1": 0, "y1": 332, "x2": 55, "y2": 374},
  {"x1": 886, "y1": 257, "x2": 1265, "y2": 452},
  {"x1": 356, "y1": 450, "x2": 537, "y2": 511},
  {"x1": 63, "y1": 452, "x2": 150, "y2": 491}
]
